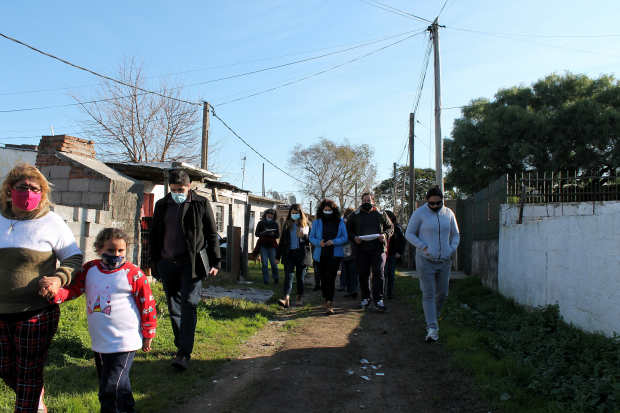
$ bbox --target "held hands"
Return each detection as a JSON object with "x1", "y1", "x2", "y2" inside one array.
[
  {"x1": 298, "y1": 228, "x2": 305, "y2": 238},
  {"x1": 320, "y1": 239, "x2": 326, "y2": 247},
  {"x1": 378, "y1": 234, "x2": 386, "y2": 242},
  {"x1": 354, "y1": 236, "x2": 362, "y2": 244},
  {"x1": 208, "y1": 267, "x2": 218, "y2": 276},
  {"x1": 320, "y1": 239, "x2": 333, "y2": 247},
  {"x1": 39, "y1": 276, "x2": 61, "y2": 299},
  {"x1": 423, "y1": 247, "x2": 428, "y2": 253},
  {"x1": 142, "y1": 337, "x2": 152, "y2": 352}
]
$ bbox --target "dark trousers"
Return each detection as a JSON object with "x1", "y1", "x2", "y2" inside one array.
[
  {"x1": 94, "y1": 351, "x2": 136, "y2": 413},
  {"x1": 385, "y1": 254, "x2": 398, "y2": 295},
  {"x1": 313, "y1": 261, "x2": 321, "y2": 287},
  {"x1": 318, "y1": 256, "x2": 342, "y2": 302},
  {"x1": 157, "y1": 258, "x2": 202, "y2": 358},
  {"x1": 283, "y1": 250, "x2": 306, "y2": 297},
  {"x1": 341, "y1": 258, "x2": 358, "y2": 293},
  {"x1": 0, "y1": 305, "x2": 59, "y2": 413},
  {"x1": 356, "y1": 250, "x2": 386, "y2": 302}
]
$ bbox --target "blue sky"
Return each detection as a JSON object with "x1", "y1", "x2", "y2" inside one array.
[{"x1": 1, "y1": 0, "x2": 618, "y2": 205}]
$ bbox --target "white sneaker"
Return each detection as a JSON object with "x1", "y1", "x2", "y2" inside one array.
[{"x1": 425, "y1": 328, "x2": 438, "y2": 342}]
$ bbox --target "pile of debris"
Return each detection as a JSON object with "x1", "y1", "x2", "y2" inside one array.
[{"x1": 201, "y1": 286, "x2": 274, "y2": 304}]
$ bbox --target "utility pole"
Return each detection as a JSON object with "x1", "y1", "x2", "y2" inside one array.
[
  {"x1": 392, "y1": 162, "x2": 397, "y2": 212},
  {"x1": 241, "y1": 155, "x2": 247, "y2": 189},
  {"x1": 262, "y1": 163, "x2": 265, "y2": 197},
  {"x1": 201, "y1": 101, "x2": 210, "y2": 170},
  {"x1": 431, "y1": 19, "x2": 444, "y2": 191},
  {"x1": 408, "y1": 112, "x2": 415, "y2": 270},
  {"x1": 355, "y1": 182, "x2": 358, "y2": 209}
]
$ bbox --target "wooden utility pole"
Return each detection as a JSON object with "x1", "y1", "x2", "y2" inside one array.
[
  {"x1": 408, "y1": 112, "x2": 415, "y2": 270},
  {"x1": 200, "y1": 101, "x2": 210, "y2": 170},
  {"x1": 262, "y1": 163, "x2": 265, "y2": 197},
  {"x1": 392, "y1": 162, "x2": 397, "y2": 211},
  {"x1": 355, "y1": 182, "x2": 358, "y2": 209},
  {"x1": 431, "y1": 19, "x2": 444, "y2": 191}
]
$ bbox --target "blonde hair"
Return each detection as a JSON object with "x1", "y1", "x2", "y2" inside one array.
[{"x1": 0, "y1": 163, "x2": 53, "y2": 215}]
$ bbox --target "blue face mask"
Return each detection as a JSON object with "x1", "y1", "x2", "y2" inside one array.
[
  {"x1": 172, "y1": 192, "x2": 187, "y2": 204},
  {"x1": 101, "y1": 253, "x2": 126, "y2": 270},
  {"x1": 291, "y1": 213, "x2": 300, "y2": 220},
  {"x1": 323, "y1": 210, "x2": 333, "y2": 216}
]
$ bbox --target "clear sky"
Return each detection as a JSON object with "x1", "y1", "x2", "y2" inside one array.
[{"x1": 1, "y1": 0, "x2": 618, "y2": 207}]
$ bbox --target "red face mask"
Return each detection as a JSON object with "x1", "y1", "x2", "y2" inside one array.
[{"x1": 10, "y1": 188, "x2": 42, "y2": 211}]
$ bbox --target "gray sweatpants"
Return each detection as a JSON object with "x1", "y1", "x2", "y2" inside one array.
[{"x1": 415, "y1": 255, "x2": 452, "y2": 330}]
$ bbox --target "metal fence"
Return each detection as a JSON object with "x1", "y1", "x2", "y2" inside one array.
[{"x1": 507, "y1": 172, "x2": 620, "y2": 204}]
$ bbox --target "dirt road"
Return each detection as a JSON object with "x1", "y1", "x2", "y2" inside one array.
[{"x1": 168, "y1": 276, "x2": 494, "y2": 413}]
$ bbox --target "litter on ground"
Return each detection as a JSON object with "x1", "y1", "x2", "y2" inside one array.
[{"x1": 201, "y1": 286, "x2": 274, "y2": 303}]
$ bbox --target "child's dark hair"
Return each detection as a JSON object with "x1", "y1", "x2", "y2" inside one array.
[{"x1": 93, "y1": 228, "x2": 131, "y2": 252}]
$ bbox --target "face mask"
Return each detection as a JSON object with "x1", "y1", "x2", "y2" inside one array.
[
  {"x1": 361, "y1": 202, "x2": 373, "y2": 211},
  {"x1": 101, "y1": 253, "x2": 126, "y2": 270},
  {"x1": 323, "y1": 210, "x2": 333, "y2": 216},
  {"x1": 429, "y1": 203, "x2": 443, "y2": 213},
  {"x1": 265, "y1": 217, "x2": 273, "y2": 222},
  {"x1": 291, "y1": 214, "x2": 300, "y2": 220},
  {"x1": 172, "y1": 192, "x2": 187, "y2": 204},
  {"x1": 10, "y1": 189, "x2": 42, "y2": 212}
]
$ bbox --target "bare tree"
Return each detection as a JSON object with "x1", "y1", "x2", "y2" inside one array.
[
  {"x1": 68, "y1": 53, "x2": 225, "y2": 168},
  {"x1": 288, "y1": 138, "x2": 377, "y2": 209}
]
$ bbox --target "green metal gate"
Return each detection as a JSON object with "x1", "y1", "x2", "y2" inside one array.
[{"x1": 456, "y1": 197, "x2": 473, "y2": 274}]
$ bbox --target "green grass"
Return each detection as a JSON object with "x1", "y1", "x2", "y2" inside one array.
[
  {"x1": 397, "y1": 273, "x2": 620, "y2": 413},
  {"x1": 0, "y1": 282, "x2": 280, "y2": 412}
]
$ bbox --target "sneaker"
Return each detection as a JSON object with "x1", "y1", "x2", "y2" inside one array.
[
  {"x1": 273, "y1": 279, "x2": 279, "y2": 285},
  {"x1": 425, "y1": 328, "x2": 439, "y2": 342},
  {"x1": 358, "y1": 299, "x2": 370, "y2": 309},
  {"x1": 337, "y1": 285, "x2": 345, "y2": 291},
  {"x1": 264, "y1": 281, "x2": 269, "y2": 285},
  {"x1": 343, "y1": 292, "x2": 352, "y2": 298},
  {"x1": 351, "y1": 292, "x2": 358, "y2": 299},
  {"x1": 375, "y1": 300, "x2": 388, "y2": 312},
  {"x1": 312, "y1": 285, "x2": 322, "y2": 291},
  {"x1": 172, "y1": 354, "x2": 189, "y2": 370}
]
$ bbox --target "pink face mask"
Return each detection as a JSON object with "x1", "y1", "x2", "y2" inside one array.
[{"x1": 10, "y1": 189, "x2": 42, "y2": 211}]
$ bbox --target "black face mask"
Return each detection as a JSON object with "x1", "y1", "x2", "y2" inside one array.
[
  {"x1": 429, "y1": 202, "x2": 443, "y2": 213},
  {"x1": 361, "y1": 202, "x2": 373, "y2": 211}
]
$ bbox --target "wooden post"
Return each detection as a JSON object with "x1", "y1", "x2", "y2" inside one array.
[
  {"x1": 232, "y1": 226, "x2": 241, "y2": 280},
  {"x1": 408, "y1": 113, "x2": 416, "y2": 270},
  {"x1": 201, "y1": 102, "x2": 210, "y2": 170},
  {"x1": 242, "y1": 201, "x2": 251, "y2": 280}
]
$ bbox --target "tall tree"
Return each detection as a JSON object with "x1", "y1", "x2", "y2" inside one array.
[
  {"x1": 288, "y1": 138, "x2": 377, "y2": 209},
  {"x1": 444, "y1": 72, "x2": 620, "y2": 195},
  {"x1": 68, "y1": 53, "x2": 225, "y2": 169}
]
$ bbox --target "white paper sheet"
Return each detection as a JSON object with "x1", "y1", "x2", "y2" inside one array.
[{"x1": 359, "y1": 234, "x2": 380, "y2": 241}]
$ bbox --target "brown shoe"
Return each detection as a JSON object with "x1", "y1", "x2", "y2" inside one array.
[
  {"x1": 277, "y1": 295, "x2": 290, "y2": 308},
  {"x1": 296, "y1": 295, "x2": 303, "y2": 306},
  {"x1": 326, "y1": 301, "x2": 334, "y2": 315}
]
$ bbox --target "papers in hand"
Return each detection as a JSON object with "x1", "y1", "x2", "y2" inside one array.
[{"x1": 359, "y1": 234, "x2": 380, "y2": 241}]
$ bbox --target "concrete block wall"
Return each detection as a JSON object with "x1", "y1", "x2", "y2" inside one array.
[{"x1": 498, "y1": 200, "x2": 620, "y2": 337}]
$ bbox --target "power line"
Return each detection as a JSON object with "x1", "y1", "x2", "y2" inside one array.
[
  {"x1": 440, "y1": 0, "x2": 457, "y2": 19},
  {"x1": 0, "y1": 32, "x2": 198, "y2": 106},
  {"x1": 0, "y1": 30, "x2": 423, "y2": 97},
  {"x1": 438, "y1": 0, "x2": 450, "y2": 17},
  {"x1": 210, "y1": 109, "x2": 307, "y2": 186},
  {"x1": 358, "y1": 0, "x2": 433, "y2": 23},
  {"x1": 445, "y1": 27, "x2": 620, "y2": 59},
  {"x1": 215, "y1": 31, "x2": 424, "y2": 106},
  {"x1": 446, "y1": 26, "x2": 620, "y2": 38},
  {"x1": 0, "y1": 31, "x2": 420, "y2": 114}
]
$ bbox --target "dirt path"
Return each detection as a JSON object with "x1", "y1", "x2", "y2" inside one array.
[{"x1": 168, "y1": 275, "x2": 494, "y2": 413}]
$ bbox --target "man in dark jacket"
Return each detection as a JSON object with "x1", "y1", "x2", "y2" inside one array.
[
  {"x1": 149, "y1": 170, "x2": 220, "y2": 370},
  {"x1": 346, "y1": 193, "x2": 394, "y2": 312}
]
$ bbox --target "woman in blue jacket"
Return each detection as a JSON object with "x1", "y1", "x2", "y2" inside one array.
[{"x1": 309, "y1": 199, "x2": 348, "y2": 315}]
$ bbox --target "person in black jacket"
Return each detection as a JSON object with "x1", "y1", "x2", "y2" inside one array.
[
  {"x1": 275, "y1": 204, "x2": 312, "y2": 308},
  {"x1": 255, "y1": 209, "x2": 280, "y2": 284},
  {"x1": 384, "y1": 210, "x2": 406, "y2": 299},
  {"x1": 149, "y1": 170, "x2": 220, "y2": 371}
]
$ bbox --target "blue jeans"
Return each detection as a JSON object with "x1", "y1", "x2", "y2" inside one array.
[
  {"x1": 415, "y1": 255, "x2": 452, "y2": 330},
  {"x1": 384, "y1": 254, "x2": 398, "y2": 295},
  {"x1": 340, "y1": 258, "x2": 358, "y2": 293},
  {"x1": 283, "y1": 249, "x2": 305, "y2": 296},
  {"x1": 260, "y1": 245, "x2": 279, "y2": 283},
  {"x1": 95, "y1": 351, "x2": 136, "y2": 413},
  {"x1": 156, "y1": 258, "x2": 203, "y2": 358}
]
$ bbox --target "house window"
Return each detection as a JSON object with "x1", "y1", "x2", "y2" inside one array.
[{"x1": 216, "y1": 205, "x2": 224, "y2": 232}]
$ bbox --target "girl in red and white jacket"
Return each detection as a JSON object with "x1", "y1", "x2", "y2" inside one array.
[{"x1": 47, "y1": 228, "x2": 156, "y2": 413}]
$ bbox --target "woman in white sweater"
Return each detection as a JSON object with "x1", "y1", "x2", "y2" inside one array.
[{"x1": 0, "y1": 163, "x2": 83, "y2": 413}]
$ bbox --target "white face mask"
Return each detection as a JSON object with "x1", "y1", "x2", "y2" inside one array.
[{"x1": 172, "y1": 193, "x2": 187, "y2": 204}]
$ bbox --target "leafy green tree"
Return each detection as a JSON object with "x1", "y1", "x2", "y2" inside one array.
[{"x1": 444, "y1": 72, "x2": 620, "y2": 195}]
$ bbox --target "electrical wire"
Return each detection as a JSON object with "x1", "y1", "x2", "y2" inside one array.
[
  {"x1": 215, "y1": 32, "x2": 423, "y2": 106},
  {"x1": 445, "y1": 27, "x2": 620, "y2": 58},
  {"x1": 438, "y1": 0, "x2": 450, "y2": 17},
  {"x1": 0, "y1": 32, "x2": 198, "y2": 106},
  {"x1": 446, "y1": 26, "x2": 620, "y2": 38},
  {"x1": 210, "y1": 109, "x2": 307, "y2": 186},
  {"x1": 358, "y1": 0, "x2": 433, "y2": 23}
]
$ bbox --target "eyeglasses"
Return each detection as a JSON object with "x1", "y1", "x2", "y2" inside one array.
[
  {"x1": 12, "y1": 185, "x2": 42, "y2": 194},
  {"x1": 428, "y1": 201, "x2": 443, "y2": 206}
]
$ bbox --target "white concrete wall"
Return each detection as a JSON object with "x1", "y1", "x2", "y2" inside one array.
[
  {"x1": 0, "y1": 148, "x2": 37, "y2": 179},
  {"x1": 499, "y1": 201, "x2": 620, "y2": 336}
]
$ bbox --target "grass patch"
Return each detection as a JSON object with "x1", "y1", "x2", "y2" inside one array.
[
  {"x1": 396, "y1": 273, "x2": 620, "y2": 413},
  {"x1": 0, "y1": 281, "x2": 279, "y2": 412}
]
